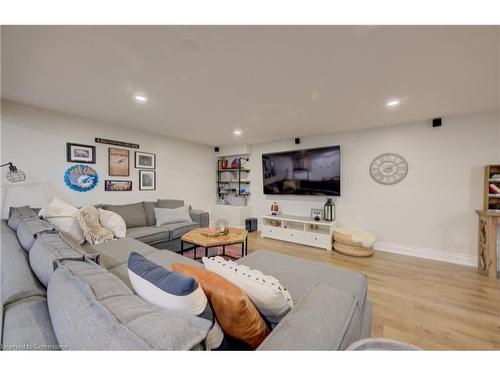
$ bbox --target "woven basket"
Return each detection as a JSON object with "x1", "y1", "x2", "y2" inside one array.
[{"x1": 334, "y1": 241, "x2": 374, "y2": 257}]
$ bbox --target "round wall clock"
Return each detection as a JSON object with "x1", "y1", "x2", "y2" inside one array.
[{"x1": 369, "y1": 153, "x2": 408, "y2": 185}]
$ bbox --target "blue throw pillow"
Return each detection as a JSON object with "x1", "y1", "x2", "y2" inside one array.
[{"x1": 127, "y1": 252, "x2": 225, "y2": 350}]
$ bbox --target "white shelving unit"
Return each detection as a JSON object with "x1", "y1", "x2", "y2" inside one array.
[{"x1": 261, "y1": 214, "x2": 336, "y2": 251}]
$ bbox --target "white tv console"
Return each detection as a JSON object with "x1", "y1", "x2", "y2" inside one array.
[{"x1": 261, "y1": 214, "x2": 336, "y2": 251}]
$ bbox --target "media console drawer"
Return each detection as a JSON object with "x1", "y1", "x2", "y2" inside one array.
[
  {"x1": 262, "y1": 225, "x2": 283, "y2": 238},
  {"x1": 283, "y1": 228, "x2": 305, "y2": 242},
  {"x1": 305, "y1": 231, "x2": 332, "y2": 247}
]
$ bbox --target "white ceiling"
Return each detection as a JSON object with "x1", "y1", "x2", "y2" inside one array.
[{"x1": 1, "y1": 26, "x2": 499, "y2": 146}]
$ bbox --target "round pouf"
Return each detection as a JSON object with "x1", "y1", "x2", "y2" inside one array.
[{"x1": 333, "y1": 228, "x2": 376, "y2": 257}]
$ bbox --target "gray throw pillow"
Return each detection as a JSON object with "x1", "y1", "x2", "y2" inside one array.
[
  {"x1": 154, "y1": 206, "x2": 192, "y2": 226},
  {"x1": 143, "y1": 201, "x2": 158, "y2": 226},
  {"x1": 8, "y1": 206, "x2": 38, "y2": 231}
]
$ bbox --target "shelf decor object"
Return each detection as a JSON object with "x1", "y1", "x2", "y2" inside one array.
[
  {"x1": 0, "y1": 162, "x2": 26, "y2": 183},
  {"x1": 484, "y1": 165, "x2": 500, "y2": 211},
  {"x1": 369, "y1": 153, "x2": 408, "y2": 185},
  {"x1": 261, "y1": 214, "x2": 336, "y2": 251},
  {"x1": 323, "y1": 198, "x2": 335, "y2": 222},
  {"x1": 216, "y1": 156, "x2": 251, "y2": 205}
]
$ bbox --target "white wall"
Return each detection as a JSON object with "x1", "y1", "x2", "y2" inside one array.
[
  {"x1": 248, "y1": 111, "x2": 499, "y2": 265},
  {"x1": 0, "y1": 100, "x2": 216, "y2": 217}
]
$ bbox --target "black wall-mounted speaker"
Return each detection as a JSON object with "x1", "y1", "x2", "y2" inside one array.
[
  {"x1": 294, "y1": 138, "x2": 301, "y2": 144},
  {"x1": 214, "y1": 146, "x2": 220, "y2": 152},
  {"x1": 432, "y1": 118, "x2": 442, "y2": 127}
]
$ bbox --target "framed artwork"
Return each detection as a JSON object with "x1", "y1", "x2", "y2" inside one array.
[
  {"x1": 66, "y1": 143, "x2": 96, "y2": 164},
  {"x1": 108, "y1": 147, "x2": 130, "y2": 176},
  {"x1": 310, "y1": 208, "x2": 323, "y2": 221},
  {"x1": 105, "y1": 180, "x2": 132, "y2": 192},
  {"x1": 139, "y1": 170, "x2": 156, "y2": 190},
  {"x1": 135, "y1": 151, "x2": 156, "y2": 169}
]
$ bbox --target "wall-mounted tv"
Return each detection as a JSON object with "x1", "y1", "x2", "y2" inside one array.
[{"x1": 262, "y1": 145, "x2": 341, "y2": 196}]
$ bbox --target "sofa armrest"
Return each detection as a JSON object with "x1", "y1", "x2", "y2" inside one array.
[
  {"x1": 189, "y1": 209, "x2": 209, "y2": 227},
  {"x1": 257, "y1": 284, "x2": 368, "y2": 351}
]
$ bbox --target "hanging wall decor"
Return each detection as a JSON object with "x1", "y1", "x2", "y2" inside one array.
[
  {"x1": 66, "y1": 143, "x2": 96, "y2": 164},
  {"x1": 64, "y1": 164, "x2": 99, "y2": 192},
  {"x1": 369, "y1": 153, "x2": 409, "y2": 185},
  {"x1": 135, "y1": 151, "x2": 156, "y2": 169},
  {"x1": 108, "y1": 147, "x2": 130, "y2": 176},
  {"x1": 139, "y1": 170, "x2": 156, "y2": 191}
]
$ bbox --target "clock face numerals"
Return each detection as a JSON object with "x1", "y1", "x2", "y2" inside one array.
[{"x1": 370, "y1": 153, "x2": 408, "y2": 185}]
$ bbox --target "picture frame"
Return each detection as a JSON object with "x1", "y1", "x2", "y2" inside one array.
[
  {"x1": 135, "y1": 151, "x2": 156, "y2": 169},
  {"x1": 104, "y1": 180, "x2": 132, "y2": 192},
  {"x1": 108, "y1": 147, "x2": 130, "y2": 176},
  {"x1": 310, "y1": 208, "x2": 323, "y2": 221},
  {"x1": 66, "y1": 143, "x2": 96, "y2": 164},
  {"x1": 139, "y1": 170, "x2": 156, "y2": 191}
]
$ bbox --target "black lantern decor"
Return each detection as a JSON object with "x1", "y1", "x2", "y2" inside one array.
[{"x1": 323, "y1": 198, "x2": 335, "y2": 222}]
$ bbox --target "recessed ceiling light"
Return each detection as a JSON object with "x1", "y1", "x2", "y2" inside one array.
[
  {"x1": 233, "y1": 130, "x2": 242, "y2": 136},
  {"x1": 134, "y1": 94, "x2": 147, "y2": 103},
  {"x1": 386, "y1": 99, "x2": 400, "y2": 107}
]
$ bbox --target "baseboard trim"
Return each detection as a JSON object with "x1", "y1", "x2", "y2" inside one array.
[{"x1": 374, "y1": 241, "x2": 476, "y2": 267}]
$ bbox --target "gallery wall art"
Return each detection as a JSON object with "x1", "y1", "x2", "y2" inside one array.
[
  {"x1": 108, "y1": 147, "x2": 130, "y2": 176},
  {"x1": 64, "y1": 164, "x2": 99, "y2": 192}
]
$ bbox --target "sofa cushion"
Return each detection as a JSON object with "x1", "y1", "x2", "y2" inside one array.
[
  {"x1": 257, "y1": 284, "x2": 359, "y2": 350},
  {"x1": 172, "y1": 262, "x2": 270, "y2": 350},
  {"x1": 77, "y1": 206, "x2": 114, "y2": 245},
  {"x1": 143, "y1": 201, "x2": 157, "y2": 226},
  {"x1": 17, "y1": 217, "x2": 56, "y2": 252},
  {"x1": 2, "y1": 296, "x2": 59, "y2": 350},
  {"x1": 157, "y1": 199, "x2": 184, "y2": 209},
  {"x1": 8, "y1": 206, "x2": 38, "y2": 231},
  {"x1": 47, "y1": 260, "x2": 211, "y2": 350},
  {"x1": 104, "y1": 202, "x2": 148, "y2": 228},
  {"x1": 159, "y1": 221, "x2": 199, "y2": 239},
  {"x1": 29, "y1": 232, "x2": 85, "y2": 287},
  {"x1": 126, "y1": 226, "x2": 172, "y2": 244},
  {"x1": 1, "y1": 221, "x2": 46, "y2": 307},
  {"x1": 90, "y1": 237, "x2": 157, "y2": 270},
  {"x1": 128, "y1": 252, "x2": 224, "y2": 350},
  {"x1": 237, "y1": 250, "x2": 368, "y2": 309}
]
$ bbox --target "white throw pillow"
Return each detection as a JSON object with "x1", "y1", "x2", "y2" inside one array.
[
  {"x1": 39, "y1": 198, "x2": 85, "y2": 244},
  {"x1": 98, "y1": 208, "x2": 126, "y2": 238},
  {"x1": 202, "y1": 256, "x2": 294, "y2": 324},
  {"x1": 154, "y1": 206, "x2": 192, "y2": 226}
]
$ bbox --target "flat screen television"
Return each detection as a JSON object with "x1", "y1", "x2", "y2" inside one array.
[{"x1": 262, "y1": 145, "x2": 341, "y2": 196}]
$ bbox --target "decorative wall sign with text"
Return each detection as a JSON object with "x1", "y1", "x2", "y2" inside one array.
[
  {"x1": 95, "y1": 137, "x2": 139, "y2": 149},
  {"x1": 108, "y1": 147, "x2": 130, "y2": 176},
  {"x1": 369, "y1": 153, "x2": 408, "y2": 185},
  {"x1": 64, "y1": 164, "x2": 99, "y2": 192}
]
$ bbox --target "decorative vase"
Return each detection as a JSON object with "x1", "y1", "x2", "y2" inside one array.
[
  {"x1": 216, "y1": 218, "x2": 229, "y2": 234},
  {"x1": 270, "y1": 201, "x2": 280, "y2": 216},
  {"x1": 323, "y1": 198, "x2": 335, "y2": 222}
]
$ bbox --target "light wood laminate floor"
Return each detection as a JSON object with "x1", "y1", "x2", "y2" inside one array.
[{"x1": 247, "y1": 231, "x2": 500, "y2": 350}]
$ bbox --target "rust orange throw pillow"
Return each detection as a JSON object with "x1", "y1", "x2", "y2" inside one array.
[{"x1": 171, "y1": 263, "x2": 270, "y2": 349}]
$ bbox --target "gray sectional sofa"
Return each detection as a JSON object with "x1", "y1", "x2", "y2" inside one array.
[
  {"x1": 1, "y1": 205, "x2": 372, "y2": 351},
  {"x1": 100, "y1": 199, "x2": 209, "y2": 252}
]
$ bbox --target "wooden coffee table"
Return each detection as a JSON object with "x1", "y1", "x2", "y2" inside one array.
[{"x1": 180, "y1": 227, "x2": 248, "y2": 260}]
